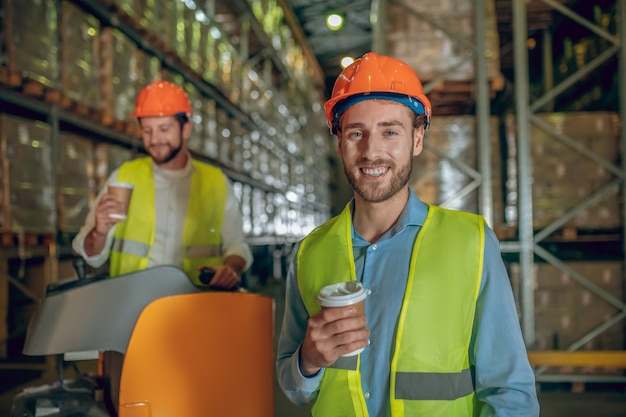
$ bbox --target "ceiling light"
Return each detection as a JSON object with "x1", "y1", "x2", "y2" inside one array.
[
  {"x1": 326, "y1": 13, "x2": 344, "y2": 31},
  {"x1": 340, "y1": 56, "x2": 355, "y2": 69}
]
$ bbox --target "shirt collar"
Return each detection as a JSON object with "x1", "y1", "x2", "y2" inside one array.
[
  {"x1": 351, "y1": 189, "x2": 429, "y2": 243},
  {"x1": 150, "y1": 152, "x2": 194, "y2": 181}
]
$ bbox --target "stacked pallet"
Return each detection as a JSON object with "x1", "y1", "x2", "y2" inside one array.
[
  {"x1": 386, "y1": 0, "x2": 503, "y2": 115},
  {"x1": 409, "y1": 115, "x2": 504, "y2": 229},
  {"x1": 0, "y1": 113, "x2": 137, "y2": 237},
  {"x1": 0, "y1": 115, "x2": 56, "y2": 236},
  {"x1": 504, "y1": 112, "x2": 621, "y2": 234},
  {"x1": 509, "y1": 260, "x2": 624, "y2": 376}
]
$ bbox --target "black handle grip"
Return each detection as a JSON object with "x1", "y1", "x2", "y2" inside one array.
[
  {"x1": 73, "y1": 257, "x2": 87, "y2": 280},
  {"x1": 199, "y1": 267, "x2": 216, "y2": 285}
]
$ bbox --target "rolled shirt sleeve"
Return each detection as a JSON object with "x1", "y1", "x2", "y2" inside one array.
[
  {"x1": 71, "y1": 170, "x2": 120, "y2": 268},
  {"x1": 221, "y1": 175, "x2": 253, "y2": 271},
  {"x1": 276, "y1": 243, "x2": 323, "y2": 405},
  {"x1": 471, "y1": 227, "x2": 540, "y2": 416}
]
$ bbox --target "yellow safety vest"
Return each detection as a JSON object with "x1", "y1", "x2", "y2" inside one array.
[
  {"x1": 110, "y1": 157, "x2": 226, "y2": 285},
  {"x1": 297, "y1": 203, "x2": 485, "y2": 417}
]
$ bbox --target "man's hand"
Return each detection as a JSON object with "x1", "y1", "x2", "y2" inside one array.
[
  {"x1": 93, "y1": 194, "x2": 126, "y2": 235},
  {"x1": 84, "y1": 194, "x2": 126, "y2": 256},
  {"x1": 299, "y1": 306, "x2": 370, "y2": 377},
  {"x1": 199, "y1": 264, "x2": 240, "y2": 290}
]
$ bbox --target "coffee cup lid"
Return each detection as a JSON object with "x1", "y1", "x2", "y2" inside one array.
[{"x1": 317, "y1": 281, "x2": 369, "y2": 307}]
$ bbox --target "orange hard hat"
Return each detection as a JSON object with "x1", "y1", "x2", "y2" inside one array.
[
  {"x1": 324, "y1": 52, "x2": 432, "y2": 133},
  {"x1": 130, "y1": 80, "x2": 192, "y2": 118}
]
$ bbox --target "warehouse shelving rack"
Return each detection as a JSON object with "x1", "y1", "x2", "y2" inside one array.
[
  {"x1": 372, "y1": 0, "x2": 626, "y2": 386},
  {"x1": 0, "y1": 0, "x2": 333, "y2": 398},
  {"x1": 371, "y1": 0, "x2": 501, "y2": 227},
  {"x1": 504, "y1": 0, "x2": 626, "y2": 385}
]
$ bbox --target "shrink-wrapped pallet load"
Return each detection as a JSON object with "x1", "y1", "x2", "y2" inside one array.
[
  {"x1": 386, "y1": 0, "x2": 501, "y2": 82},
  {"x1": 58, "y1": 133, "x2": 96, "y2": 233},
  {"x1": 409, "y1": 115, "x2": 504, "y2": 228},
  {"x1": 0, "y1": 115, "x2": 55, "y2": 234}
]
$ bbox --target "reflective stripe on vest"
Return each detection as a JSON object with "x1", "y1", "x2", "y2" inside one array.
[
  {"x1": 297, "y1": 202, "x2": 484, "y2": 417},
  {"x1": 110, "y1": 157, "x2": 226, "y2": 284},
  {"x1": 112, "y1": 238, "x2": 150, "y2": 257},
  {"x1": 329, "y1": 361, "x2": 474, "y2": 400},
  {"x1": 112, "y1": 239, "x2": 221, "y2": 260}
]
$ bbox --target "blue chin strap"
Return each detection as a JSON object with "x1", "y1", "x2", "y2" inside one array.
[{"x1": 332, "y1": 92, "x2": 426, "y2": 126}]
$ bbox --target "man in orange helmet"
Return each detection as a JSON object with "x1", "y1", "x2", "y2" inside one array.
[
  {"x1": 73, "y1": 80, "x2": 252, "y2": 288},
  {"x1": 276, "y1": 53, "x2": 539, "y2": 416}
]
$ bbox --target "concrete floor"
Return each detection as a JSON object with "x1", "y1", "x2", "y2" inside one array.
[
  {"x1": 2, "y1": 277, "x2": 626, "y2": 416},
  {"x1": 538, "y1": 391, "x2": 626, "y2": 417}
]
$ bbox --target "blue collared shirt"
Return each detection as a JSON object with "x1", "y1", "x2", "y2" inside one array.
[{"x1": 276, "y1": 191, "x2": 540, "y2": 417}]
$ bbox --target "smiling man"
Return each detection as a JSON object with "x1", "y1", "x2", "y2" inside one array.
[
  {"x1": 73, "y1": 80, "x2": 252, "y2": 289},
  {"x1": 276, "y1": 52, "x2": 539, "y2": 417}
]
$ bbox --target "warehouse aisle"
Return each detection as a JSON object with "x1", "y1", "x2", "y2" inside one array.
[
  {"x1": 539, "y1": 391, "x2": 626, "y2": 417},
  {"x1": 2, "y1": 276, "x2": 625, "y2": 417}
]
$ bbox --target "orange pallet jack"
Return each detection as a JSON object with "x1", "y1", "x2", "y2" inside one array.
[{"x1": 11, "y1": 265, "x2": 275, "y2": 417}]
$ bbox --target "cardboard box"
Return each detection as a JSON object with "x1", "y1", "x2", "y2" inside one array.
[
  {"x1": 506, "y1": 112, "x2": 621, "y2": 231},
  {"x1": 509, "y1": 261, "x2": 624, "y2": 351},
  {"x1": 386, "y1": 0, "x2": 501, "y2": 82},
  {"x1": 60, "y1": 1, "x2": 101, "y2": 110},
  {"x1": 0, "y1": 115, "x2": 55, "y2": 234},
  {"x1": 3, "y1": 0, "x2": 59, "y2": 87},
  {"x1": 409, "y1": 115, "x2": 504, "y2": 227}
]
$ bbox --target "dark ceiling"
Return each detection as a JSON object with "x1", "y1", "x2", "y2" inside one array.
[
  {"x1": 283, "y1": 0, "x2": 373, "y2": 96},
  {"x1": 215, "y1": 0, "x2": 608, "y2": 113},
  {"x1": 281, "y1": 0, "x2": 559, "y2": 104}
]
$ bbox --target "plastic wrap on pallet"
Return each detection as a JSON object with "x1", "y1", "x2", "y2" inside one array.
[
  {"x1": 112, "y1": 0, "x2": 138, "y2": 18},
  {"x1": 505, "y1": 112, "x2": 621, "y2": 231},
  {"x1": 58, "y1": 133, "x2": 95, "y2": 232},
  {"x1": 202, "y1": 98, "x2": 219, "y2": 159},
  {"x1": 216, "y1": 108, "x2": 232, "y2": 168},
  {"x1": 409, "y1": 115, "x2": 503, "y2": 226},
  {"x1": 0, "y1": 115, "x2": 55, "y2": 233},
  {"x1": 94, "y1": 143, "x2": 134, "y2": 193},
  {"x1": 183, "y1": 4, "x2": 204, "y2": 73},
  {"x1": 4, "y1": 0, "x2": 59, "y2": 87},
  {"x1": 61, "y1": 1, "x2": 101, "y2": 110},
  {"x1": 216, "y1": 39, "x2": 236, "y2": 94},
  {"x1": 509, "y1": 261, "x2": 624, "y2": 353},
  {"x1": 139, "y1": 0, "x2": 160, "y2": 31},
  {"x1": 185, "y1": 82, "x2": 205, "y2": 155},
  {"x1": 99, "y1": 28, "x2": 140, "y2": 122},
  {"x1": 136, "y1": 49, "x2": 161, "y2": 90},
  {"x1": 229, "y1": 119, "x2": 245, "y2": 172},
  {"x1": 202, "y1": 25, "x2": 219, "y2": 84},
  {"x1": 386, "y1": 0, "x2": 500, "y2": 82},
  {"x1": 160, "y1": 1, "x2": 187, "y2": 60}
]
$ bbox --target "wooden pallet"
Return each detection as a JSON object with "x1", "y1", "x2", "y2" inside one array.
[
  {"x1": 427, "y1": 75, "x2": 506, "y2": 116},
  {"x1": 529, "y1": 350, "x2": 626, "y2": 392},
  {"x1": 0, "y1": 67, "x2": 143, "y2": 138},
  {"x1": 0, "y1": 232, "x2": 56, "y2": 248}
]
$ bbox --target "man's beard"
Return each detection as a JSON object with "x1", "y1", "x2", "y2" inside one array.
[
  {"x1": 149, "y1": 139, "x2": 183, "y2": 165},
  {"x1": 344, "y1": 156, "x2": 413, "y2": 203}
]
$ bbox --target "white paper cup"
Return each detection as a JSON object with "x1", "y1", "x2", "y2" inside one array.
[
  {"x1": 317, "y1": 281, "x2": 370, "y2": 357},
  {"x1": 107, "y1": 182, "x2": 134, "y2": 220}
]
